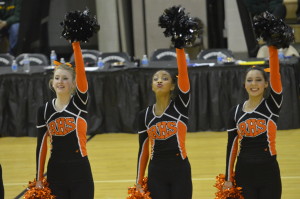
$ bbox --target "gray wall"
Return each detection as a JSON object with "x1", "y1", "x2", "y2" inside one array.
[
  {"x1": 47, "y1": 0, "x2": 248, "y2": 60},
  {"x1": 225, "y1": 0, "x2": 247, "y2": 55},
  {"x1": 95, "y1": 0, "x2": 207, "y2": 60},
  {"x1": 48, "y1": 0, "x2": 98, "y2": 58},
  {"x1": 132, "y1": 0, "x2": 207, "y2": 60}
]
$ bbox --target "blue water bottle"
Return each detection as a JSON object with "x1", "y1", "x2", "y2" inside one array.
[
  {"x1": 141, "y1": 55, "x2": 149, "y2": 67},
  {"x1": 50, "y1": 50, "x2": 57, "y2": 66},
  {"x1": 11, "y1": 59, "x2": 18, "y2": 72},
  {"x1": 278, "y1": 49, "x2": 284, "y2": 62},
  {"x1": 186, "y1": 53, "x2": 190, "y2": 65},
  {"x1": 217, "y1": 52, "x2": 223, "y2": 64},
  {"x1": 97, "y1": 57, "x2": 104, "y2": 69}
]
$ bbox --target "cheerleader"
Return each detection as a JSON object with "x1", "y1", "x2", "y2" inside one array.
[
  {"x1": 223, "y1": 11, "x2": 294, "y2": 199},
  {"x1": 33, "y1": 9, "x2": 99, "y2": 199}
]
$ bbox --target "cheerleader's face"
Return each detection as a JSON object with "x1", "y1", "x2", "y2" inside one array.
[
  {"x1": 52, "y1": 69, "x2": 75, "y2": 95},
  {"x1": 152, "y1": 70, "x2": 175, "y2": 94},
  {"x1": 245, "y1": 70, "x2": 268, "y2": 97}
]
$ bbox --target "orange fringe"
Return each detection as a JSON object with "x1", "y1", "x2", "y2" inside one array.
[
  {"x1": 214, "y1": 174, "x2": 244, "y2": 199},
  {"x1": 23, "y1": 178, "x2": 56, "y2": 199},
  {"x1": 127, "y1": 177, "x2": 152, "y2": 199}
]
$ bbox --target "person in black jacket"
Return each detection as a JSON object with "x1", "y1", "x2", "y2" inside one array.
[{"x1": 0, "y1": 0, "x2": 22, "y2": 54}]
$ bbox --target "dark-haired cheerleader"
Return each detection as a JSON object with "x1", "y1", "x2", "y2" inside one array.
[
  {"x1": 223, "y1": 46, "x2": 282, "y2": 199},
  {"x1": 134, "y1": 6, "x2": 201, "y2": 199},
  {"x1": 222, "y1": 11, "x2": 294, "y2": 199},
  {"x1": 136, "y1": 48, "x2": 192, "y2": 199}
]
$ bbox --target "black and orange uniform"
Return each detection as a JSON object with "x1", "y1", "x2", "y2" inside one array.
[
  {"x1": 36, "y1": 42, "x2": 94, "y2": 199},
  {"x1": 136, "y1": 49, "x2": 192, "y2": 199},
  {"x1": 225, "y1": 46, "x2": 282, "y2": 199}
]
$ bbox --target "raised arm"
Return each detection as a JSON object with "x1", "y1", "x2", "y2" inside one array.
[
  {"x1": 72, "y1": 42, "x2": 88, "y2": 93},
  {"x1": 176, "y1": 48, "x2": 190, "y2": 93},
  {"x1": 268, "y1": 46, "x2": 282, "y2": 93}
]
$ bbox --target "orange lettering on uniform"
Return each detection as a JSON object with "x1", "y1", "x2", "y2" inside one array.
[
  {"x1": 148, "y1": 122, "x2": 178, "y2": 140},
  {"x1": 167, "y1": 121, "x2": 177, "y2": 134},
  {"x1": 65, "y1": 118, "x2": 76, "y2": 133},
  {"x1": 147, "y1": 126, "x2": 157, "y2": 139},
  {"x1": 246, "y1": 119, "x2": 256, "y2": 136},
  {"x1": 48, "y1": 121, "x2": 58, "y2": 135},
  {"x1": 255, "y1": 119, "x2": 267, "y2": 135},
  {"x1": 238, "y1": 122, "x2": 247, "y2": 136},
  {"x1": 157, "y1": 122, "x2": 167, "y2": 137},
  {"x1": 56, "y1": 118, "x2": 66, "y2": 135}
]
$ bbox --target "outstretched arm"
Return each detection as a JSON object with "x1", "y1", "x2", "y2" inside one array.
[
  {"x1": 268, "y1": 46, "x2": 282, "y2": 94},
  {"x1": 72, "y1": 42, "x2": 88, "y2": 93},
  {"x1": 176, "y1": 49, "x2": 190, "y2": 93}
]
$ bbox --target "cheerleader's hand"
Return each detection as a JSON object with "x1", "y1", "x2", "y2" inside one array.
[
  {"x1": 223, "y1": 181, "x2": 233, "y2": 189},
  {"x1": 35, "y1": 180, "x2": 43, "y2": 189},
  {"x1": 136, "y1": 183, "x2": 144, "y2": 193}
]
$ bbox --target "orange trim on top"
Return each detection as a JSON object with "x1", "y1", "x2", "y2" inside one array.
[
  {"x1": 77, "y1": 118, "x2": 87, "y2": 156},
  {"x1": 176, "y1": 48, "x2": 190, "y2": 93},
  {"x1": 268, "y1": 46, "x2": 282, "y2": 93},
  {"x1": 72, "y1": 42, "x2": 88, "y2": 93},
  {"x1": 267, "y1": 120, "x2": 277, "y2": 155},
  {"x1": 228, "y1": 136, "x2": 238, "y2": 182},
  {"x1": 38, "y1": 133, "x2": 48, "y2": 181},
  {"x1": 137, "y1": 139, "x2": 149, "y2": 184},
  {"x1": 177, "y1": 121, "x2": 187, "y2": 159}
]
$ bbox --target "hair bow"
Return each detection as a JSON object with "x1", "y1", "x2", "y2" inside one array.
[
  {"x1": 53, "y1": 60, "x2": 73, "y2": 68},
  {"x1": 251, "y1": 65, "x2": 270, "y2": 73}
]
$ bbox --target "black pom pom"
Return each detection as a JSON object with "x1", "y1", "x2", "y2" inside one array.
[
  {"x1": 158, "y1": 6, "x2": 200, "y2": 49},
  {"x1": 253, "y1": 11, "x2": 294, "y2": 49},
  {"x1": 60, "y1": 8, "x2": 100, "y2": 43}
]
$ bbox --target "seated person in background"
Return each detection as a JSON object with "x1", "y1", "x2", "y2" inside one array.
[
  {"x1": 243, "y1": 0, "x2": 286, "y2": 20},
  {"x1": 0, "y1": 0, "x2": 22, "y2": 55}
]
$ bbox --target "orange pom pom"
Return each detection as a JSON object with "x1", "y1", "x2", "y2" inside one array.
[
  {"x1": 23, "y1": 178, "x2": 56, "y2": 199},
  {"x1": 127, "y1": 177, "x2": 152, "y2": 199},
  {"x1": 214, "y1": 173, "x2": 244, "y2": 199}
]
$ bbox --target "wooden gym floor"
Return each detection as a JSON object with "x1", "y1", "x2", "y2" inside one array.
[{"x1": 0, "y1": 129, "x2": 299, "y2": 199}]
